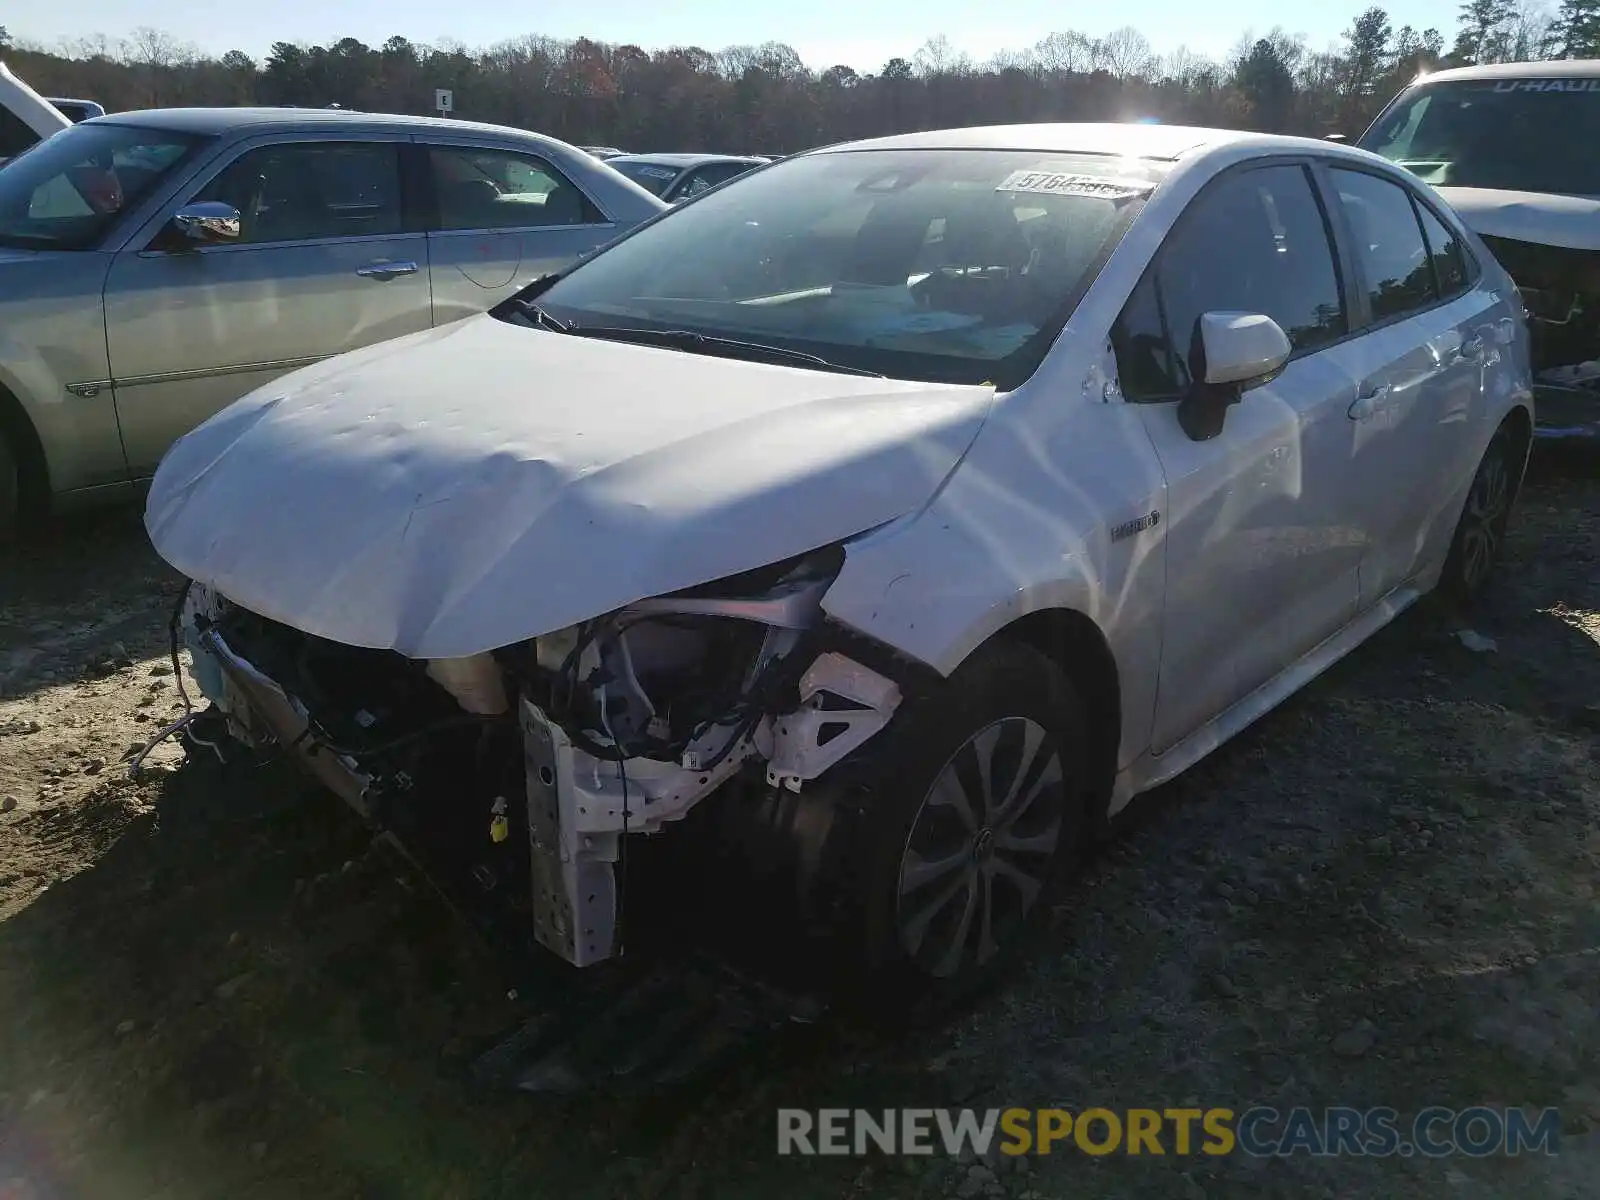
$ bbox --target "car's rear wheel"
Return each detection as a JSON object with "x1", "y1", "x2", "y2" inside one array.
[
  {"x1": 837, "y1": 640, "x2": 1091, "y2": 1019},
  {"x1": 1437, "y1": 424, "x2": 1522, "y2": 607}
]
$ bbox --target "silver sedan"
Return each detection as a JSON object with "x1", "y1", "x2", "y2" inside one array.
[{"x1": 0, "y1": 107, "x2": 667, "y2": 533}]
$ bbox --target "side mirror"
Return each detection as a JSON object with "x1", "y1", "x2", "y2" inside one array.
[
  {"x1": 1177, "y1": 311, "x2": 1291, "y2": 442},
  {"x1": 170, "y1": 201, "x2": 242, "y2": 247}
]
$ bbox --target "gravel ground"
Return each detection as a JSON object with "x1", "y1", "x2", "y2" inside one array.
[{"x1": 0, "y1": 452, "x2": 1596, "y2": 1200}]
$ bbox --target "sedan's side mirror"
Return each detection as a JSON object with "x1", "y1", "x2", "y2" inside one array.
[
  {"x1": 1177, "y1": 311, "x2": 1291, "y2": 442},
  {"x1": 170, "y1": 201, "x2": 242, "y2": 247}
]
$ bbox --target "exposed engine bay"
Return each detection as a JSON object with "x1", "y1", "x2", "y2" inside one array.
[
  {"x1": 1479, "y1": 234, "x2": 1600, "y2": 439},
  {"x1": 178, "y1": 547, "x2": 905, "y2": 968}
]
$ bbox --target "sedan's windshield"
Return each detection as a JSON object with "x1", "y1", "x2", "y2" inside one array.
[
  {"x1": 610, "y1": 160, "x2": 683, "y2": 196},
  {"x1": 0, "y1": 122, "x2": 206, "y2": 250},
  {"x1": 1359, "y1": 77, "x2": 1600, "y2": 196},
  {"x1": 530, "y1": 147, "x2": 1162, "y2": 386}
]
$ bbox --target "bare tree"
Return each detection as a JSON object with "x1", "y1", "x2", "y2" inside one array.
[{"x1": 1099, "y1": 26, "x2": 1156, "y2": 80}]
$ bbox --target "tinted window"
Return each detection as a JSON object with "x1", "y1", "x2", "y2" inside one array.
[
  {"x1": 0, "y1": 106, "x2": 39, "y2": 157},
  {"x1": 1114, "y1": 164, "x2": 1345, "y2": 400},
  {"x1": 680, "y1": 162, "x2": 755, "y2": 198},
  {"x1": 1110, "y1": 273, "x2": 1179, "y2": 399},
  {"x1": 611, "y1": 160, "x2": 680, "y2": 196},
  {"x1": 1330, "y1": 168, "x2": 1435, "y2": 323},
  {"x1": 1358, "y1": 78, "x2": 1600, "y2": 195},
  {"x1": 0, "y1": 122, "x2": 201, "y2": 250},
  {"x1": 1415, "y1": 201, "x2": 1469, "y2": 298},
  {"x1": 533, "y1": 148, "x2": 1162, "y2": 387},
  {"x1": 193, "y1": 141, "x2": 402, "y2": 245},
  {"x1": 429, "y1": 146, "x2": 601, "y2": 230}
]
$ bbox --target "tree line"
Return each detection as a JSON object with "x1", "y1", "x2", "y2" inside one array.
[{"x1": 0, "y1": 1, "x2": 1595, "y2": 155}]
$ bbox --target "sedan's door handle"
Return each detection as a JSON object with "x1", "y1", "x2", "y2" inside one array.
[
  {"x1": 1348, "y1": 383, "x2": 1390, "y2": 421},
  {"x1": 355, "y1": 260, "x2": 419, "y2": 280}
]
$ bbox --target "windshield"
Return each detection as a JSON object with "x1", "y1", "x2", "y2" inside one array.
[
  {"x1": 611, "y1": 160, "x2": 683, "y2": 196},
  {"x1": 531, "y1": 147, "x2": 1161, "y2": 386},
  {"x1": 0, "y1": 122, "x2": 205, "y2": 250},
  {"x1": 1359, "y1": 77, "x2": 1600, "y2": 196}
]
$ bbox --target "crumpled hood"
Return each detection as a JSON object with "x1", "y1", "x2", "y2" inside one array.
[
  {"x1": 1437, "y1": 187, "x2": 1600, "y2": 252},
  {"x1": 146, "y1": 314, "x2": 996, "y2": 658}
]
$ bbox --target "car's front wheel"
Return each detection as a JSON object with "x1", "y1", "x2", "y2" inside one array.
[{"x1": 838, "y1": 640, "x2": 1091, "y2": 1017}]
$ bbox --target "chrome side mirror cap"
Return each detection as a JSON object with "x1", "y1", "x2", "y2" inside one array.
[{"x1": 172, "y1": 201, "x2": 242, "y2": 245}]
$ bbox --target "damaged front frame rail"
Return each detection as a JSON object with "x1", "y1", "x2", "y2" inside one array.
[{"x1": 173, "y1": 565, "x2": 906, "y2": 971}]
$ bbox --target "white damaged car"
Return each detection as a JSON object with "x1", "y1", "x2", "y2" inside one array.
[{"x1": 145, "y1": 122, "x2": 1533, "y2": 1007}]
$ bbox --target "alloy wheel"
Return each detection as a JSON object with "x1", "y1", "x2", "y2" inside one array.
[
  {"x1": 1459, "y1": 447, "x2": 1511, "y2": 592},
  {"x1": 894, "y1": 717, "x2": 1065, "y2": 979}
]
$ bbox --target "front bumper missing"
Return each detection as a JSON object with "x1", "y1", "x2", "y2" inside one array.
[{"x1": 197, "y1": 627, "x2": 374, "y2": 820}]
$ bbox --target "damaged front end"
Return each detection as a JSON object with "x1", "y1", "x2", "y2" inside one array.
[
  {"x1": 1480, "y1": 233, "x2": 1600, "y2": 440},
  {"x1": 178, "y1": 546, "x2": 905, "y2": 969}
]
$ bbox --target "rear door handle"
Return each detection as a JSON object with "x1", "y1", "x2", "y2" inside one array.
[
  {"x1": 355, "y1": 260, "x2": 419, "y2": 280},
  {"x1": 1348, "y1": 383, "x2": 1390, "y2": 421}
]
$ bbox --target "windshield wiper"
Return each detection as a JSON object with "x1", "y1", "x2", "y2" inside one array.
[
  {"x1": 507, "y1": 297, "x2": 574, "y2": 333},
  {"x1": 566, "y1": 326, "x2": 886, "y2": 377}
]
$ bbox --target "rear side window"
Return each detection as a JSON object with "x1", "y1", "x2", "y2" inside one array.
[
  {"x1": 1329, "y1": 168, "x2": 1435, "y2": 323},
  {"x1": 1112, "y1": 163, "x2": 1347, "y2": 400},
  {"x1": 0, "y1": 106, "x2": 40, "y2": 158},
  {"x1": 1414, "y1": 201, "x2": 1469, "y2": 299},
  {"x1": 428, "y1": 145, "x2": 604, "y2": 230}
]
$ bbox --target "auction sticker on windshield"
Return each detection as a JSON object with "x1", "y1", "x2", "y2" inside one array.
[{"x1": 996, "y1": 169, "x2": 1155, "y2": 199}]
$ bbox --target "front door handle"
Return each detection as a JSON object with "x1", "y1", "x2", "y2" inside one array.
[
  {"x1": 1348, "y1": 383, "x2": 1390, "y2": 421},
  {"x1": 355, "y1": 260, "x2": 419, "y2": 280}
]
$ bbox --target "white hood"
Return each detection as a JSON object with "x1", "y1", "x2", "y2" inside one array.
[
  {"x1": 0, "y1": 61, "x2": 71, "y2": 143},
  {"x1": 1436, "y1": 186, "x2": 1600, "y2": 252},
  {"x1": 145, "y1": 315, "x2": 995, "y2": 658}
]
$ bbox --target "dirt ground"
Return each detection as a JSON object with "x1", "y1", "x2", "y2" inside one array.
[{"x1": 1, "y1": 453, "x2": 1597, "y2": 1200}]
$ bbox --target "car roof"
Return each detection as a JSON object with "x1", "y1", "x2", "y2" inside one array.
[
  {"x1": 1414, "y1": 58, "x2": 1600, "y2": 84},
  {"x1": 92, "y1": 106, "x2": 577, "y2": 146},
  {"x1": 806, "y1": 122, "x2": 1279, "y2": 161},
  {"x1": 608, "y1": 152, "x2": 764, "y2": 168}
]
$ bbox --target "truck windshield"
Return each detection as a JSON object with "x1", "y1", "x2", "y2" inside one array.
[
  {"x1": 0, "y1": 122, "x2": 206, "y2": 250},
  {"x1": 1359, "y1": 77, "x2": 1600, "y2": 196}
]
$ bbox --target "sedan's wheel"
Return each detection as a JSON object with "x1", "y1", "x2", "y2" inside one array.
[
  {"x1": 896, "y1": 717, "x2": 1063, "y2": 980},
  {"x1": 1439, "y1": 425, "x2": 1521, "y2": 607},
  {"x1": 837, "y1": 640, "x2": 1091, "y2": 1018}
]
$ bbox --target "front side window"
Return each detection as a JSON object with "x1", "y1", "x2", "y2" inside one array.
[
  {"x1": 1358, "y1": 78, "x2": 1600, "y2": 196},
  {"x1": 428, "y1": 146, "x2": 602, "y2": 231},
  {"x1": 0, "y1": 121, "x2": 203, "y2": 250},
  {"x1": 1113, "y1": 163, "x2": 1346, "y2": 400},
  {"x1": 191, "y1": 141, "x2": 403, "y2": 245},
  {"x1": 531, "y1": 148, "x2": 1164, "y2": 386},
  {"x1": 1330, "y1": 168, "x2": 1435, "y2": 323}
]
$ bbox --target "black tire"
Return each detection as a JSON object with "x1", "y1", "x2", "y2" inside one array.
[
  {"x1": 0, "y1": 429, "x2": 19, "y2": 543},
  {"x1": 833, "y1": 639, "x2": 1092, "y2": 1020},
  {"x1": 1437, "y1": 424, "x2": 1521, "y2": 609}
]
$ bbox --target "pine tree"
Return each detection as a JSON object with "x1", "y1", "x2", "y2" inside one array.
[{"x1": 1554, "y1": 0, "x2": 1600, "y2": 56}]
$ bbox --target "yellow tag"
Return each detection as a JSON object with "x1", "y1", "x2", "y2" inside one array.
[{"x1": 489, "y1": 815, "x2": 509, "y2": 843}]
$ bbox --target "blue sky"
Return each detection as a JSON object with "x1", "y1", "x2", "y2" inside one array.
[{"x1": 11, "y1": 0, "x2": 1469, "y2": 69}]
